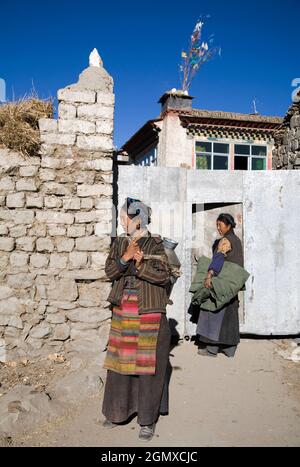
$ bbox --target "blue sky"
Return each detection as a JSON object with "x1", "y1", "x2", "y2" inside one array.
[{"x1": 0, "y1": 0, "x2": 299, "y2": 148}]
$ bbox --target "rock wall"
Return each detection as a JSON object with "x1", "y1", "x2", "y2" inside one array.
[
  {"x1": 273, "y1": 101, "x2": 300, "y2": 169},
  {"x1": 0, "y1": 58, "x2": 115, "y2": 361}
]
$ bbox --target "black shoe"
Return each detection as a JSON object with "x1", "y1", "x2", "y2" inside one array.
[
  {"x1": 197, "y1": 348, "x2": 217, "y2": 357},
  {"x1": 139, "y1": 424, "x2": 155, "y2": 442},
  {"x1": 102, "y1": 419, "x2": 118, "y2": 429},
  {"x1": 220, "y1": 350, "x2": 235, "y2": 358}
]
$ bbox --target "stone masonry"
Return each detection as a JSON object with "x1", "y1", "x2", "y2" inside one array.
[
  {"x1": 272, "y1": 98, "x2": 300, "y2": 169},
  {"x1": 0, "y1": 52, "x2": 115, "y2": 361}
]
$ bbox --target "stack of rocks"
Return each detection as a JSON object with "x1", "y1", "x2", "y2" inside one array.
[
  {"x1": 0, "y1": 50, "x2": 115, "y2": 360},
  {"x1": 273, "y1": 98, "x2": 300, "y2": 169}
]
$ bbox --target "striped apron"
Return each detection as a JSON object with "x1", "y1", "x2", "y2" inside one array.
[{"x1": 103, "y1": 289, "x2": 162, "y2": 376}]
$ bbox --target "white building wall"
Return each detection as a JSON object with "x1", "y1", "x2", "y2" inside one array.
[
  {"x1": 118, "y1": 166, "x2": 300, "y2": 336},
  {"x1": 157, "y1": 114, "x2": 193, "y2": 168}
]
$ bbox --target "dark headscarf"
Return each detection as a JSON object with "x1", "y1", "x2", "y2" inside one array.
[{"x1": 121, "y1": 197, "x2": 152, "y2": 228}]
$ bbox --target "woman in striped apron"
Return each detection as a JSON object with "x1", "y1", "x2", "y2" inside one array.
[{"x1": 102, "y1": 197, "x2": 171, "y2": 442}]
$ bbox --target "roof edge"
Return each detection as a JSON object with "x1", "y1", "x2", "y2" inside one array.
[{"x1": 183, "y1": 109, "x2": 283, "y2": 124}]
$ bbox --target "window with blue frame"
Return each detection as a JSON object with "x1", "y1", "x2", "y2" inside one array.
[
  {"x1": 234, "y1": 144, "x2": 267, "y2": 170},
  {"x1": 195, "y1": 141, "x2": 229, "y2": 170},
  {"x1": 136, "y1": 146, "x2": 157, "y2": 166},
  {"x1": 195, "y1": 141, "x2": 268, "y2": 170}
]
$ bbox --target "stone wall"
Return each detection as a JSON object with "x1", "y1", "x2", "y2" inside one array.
[
  {"x1": 0, "y1": 56, "x2": 115, "y2": 361},
  {"x1": 273, "y1": 100, "x2": 300, "y2": 169}
]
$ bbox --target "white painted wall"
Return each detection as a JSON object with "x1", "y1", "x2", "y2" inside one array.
[
  {"x1": 157, "y1": 114, "x2": 193, "y2": 168},
  {"x1": 118, "y1": 166, "x2": 300, "y2": 336},
  {"x1": 117, "y1": 166, "x2": 187, "y2": 337}
]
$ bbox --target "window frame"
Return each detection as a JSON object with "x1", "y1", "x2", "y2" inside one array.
[
  {"x1": 136, "y1": 145, "x2": 158, "y2": 167},
  {"x1": 195, "y1": 141, "x2": 229, "y2": 170},
  {"x1": 251, "y1": 156, "x2": 267, "y2": 170},
  {"x1": 233, "y1": 143, "x2": 268, "y2": 170}
]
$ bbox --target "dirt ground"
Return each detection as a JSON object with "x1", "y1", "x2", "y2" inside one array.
[
  {"x1": 2, "y1": 338, "x2": 300, "y2": 448},
  {"x1": 0, "y1": 355, "x2": 69, "y2": 395}
]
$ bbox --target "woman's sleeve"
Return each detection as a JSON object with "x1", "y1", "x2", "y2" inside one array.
[
  {"x1": 136, "y1": 241, "x2": 171, "y2": 286},
  {"x1": 208, "y1": 237, "x2": 232, "y2": 275},
  {"x1": 105, "y1": 238, "x2": 130, "y2": 281}
]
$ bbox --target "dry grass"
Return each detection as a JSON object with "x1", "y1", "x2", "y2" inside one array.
[{"x1": 0, "y1": 92, "x2": 53, "y2": 157}]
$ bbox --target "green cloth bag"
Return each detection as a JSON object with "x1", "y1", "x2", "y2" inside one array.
[{"x1": 189, "y1": 255, "x2": 250, "y2": 311}]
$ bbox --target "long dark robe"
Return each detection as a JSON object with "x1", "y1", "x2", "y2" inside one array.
[
  {"x1": 196, "y1": 229, "x2": 243, "y2": 347},
  {"x1": 102, "y1": 313, "x2": 171, "y2": 425}
]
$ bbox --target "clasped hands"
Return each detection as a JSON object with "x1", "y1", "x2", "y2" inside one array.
[{"x1": 121, "y1": 236, "x2": 144, "y2": 269}]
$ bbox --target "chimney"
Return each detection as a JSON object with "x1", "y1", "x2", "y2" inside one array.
[{"x1": 158, "y1": 89, "x2": 193, "y2": 114}]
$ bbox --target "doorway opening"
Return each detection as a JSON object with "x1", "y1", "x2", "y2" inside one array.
[{"x1": 190, "y1": 202, "x2": 245, "y2": 326}]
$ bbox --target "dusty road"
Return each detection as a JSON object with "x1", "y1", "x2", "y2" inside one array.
[{"x1": 12, "y1": 339, "x2": 300, "y2": 447}]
